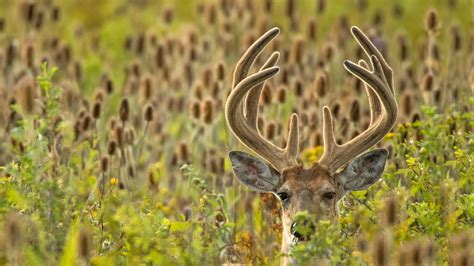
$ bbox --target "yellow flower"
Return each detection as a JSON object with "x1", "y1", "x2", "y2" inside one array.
[{"x1": 110, "y1": 177, "x2": 118, "y2": 186}]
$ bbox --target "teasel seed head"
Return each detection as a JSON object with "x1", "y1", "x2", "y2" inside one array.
[
  {"x1": 34, "y1": 8, "x2": 44, "y2": 30},
  {"x1": 144, "y1": 104, "x2": 154, "y2": 122},
  {"x1": 373, "y1": 233, "x2": 388, "y2": 266},
  {"x1": 119, "y1": 98, "x2": 130, "y2": 122},
  {"x1": 421, "y1": 73, "x2": 434, "y2": 92},
  {"x1": 291, "y1": 36, "x2": 305, "y2": 64},
  {"x1": 51, "y1": 5, "x2": 60, "y2": 22},
  {"x1": 350, "y1": 99, "x2": 361, "y2": 122},
  {"x1": 81, "y1": 114, "x2": 91, "y2": 132},
  {"x1": 190, "y1": 100, "x2": 201, "y2": 120},
  {"x1": 261, "y1": 84, "x2": 273, "y2": 105},
  {"x1": 5, "y1": 212, "x2": 21, "y2": 249},
  {"x1": 124, "y1": 128, "x2": 135, "y2": 146},
  {"x1": 107, "y1": 140, "x2": 116, "y2": 156},
  {"x1": 216, "y1": 62, "x2": 225, "y2": 81},
  {"x1": 140, "y1": 75, "x2": 153, "y2": 102},
  {"x1": 100, "y1": 155, "x2": 109, "y2": 173},
  {"x1": 113, "y1": 125, "x2": 123, "y2": 146},
  {"x1": 316, "y1": 0, "x2": 326, "y2": 14},
  {"x1": 127, "y1": 165, "x2": 135, "y2": 178},
  {"x1": 162, "y1": 6, "x2": 174, "y2": 24},
  {"x1": 177, "y1": 142, "x2": 189, "y2": 163},
  {"x1": 201, "y1": 98, "x2": 214, "y2": 124},
  {"x1": 450, "y1": 25, "x2": 462, "y2": 52},
  {"x1": 92, "y1": 101, "x2": 101, "y2": 119},
  {"x1": 383, "y1": 195, "x2": 398, "y2": 226},
  {"x1": 294, "y1": 79, "x2": 303, "y2": 97},
  {"x1": 78, "y1": 227, "x2": 92, "y2": 261},
  {"x1": 410, "y1": 241, "x2": 423, "y2": 265},
  {"x1": 20, "y1": 0, "x2": 36, "y2": 24},
  {"x1": 265, "y1": 122, "x2": 276, "y2": 140},
  {"x1": 276, "y1": 86, "x2": 286, "y2": 103},
  {"x1": 315, "y1": 72, "x2": 327, "y2": 97},
  {"x1": 424, "y1": 8, "x2": 438, "y2": 32},
  {"x1": 307, "y1": 18, "x2": 317, "y2": 41},
  {"x1": 397, "y1": 34, "x2": 408, "y2": 61}
]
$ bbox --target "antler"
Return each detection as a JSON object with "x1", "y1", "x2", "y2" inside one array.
[
  {"x1": 318, "y1": 26, "x2": 398, "y2": 173},
  {"x1": 225, "y1": 28, "x2": 300, "y2": 172}
]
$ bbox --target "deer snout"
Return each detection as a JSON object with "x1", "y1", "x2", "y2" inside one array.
[{"x1": 290, "y1": 219, "x2": 315, "y2": 242}]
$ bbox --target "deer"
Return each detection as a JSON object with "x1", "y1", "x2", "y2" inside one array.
[{"x1": 225, "y1": 26, "x2": 398, "y2": 265}]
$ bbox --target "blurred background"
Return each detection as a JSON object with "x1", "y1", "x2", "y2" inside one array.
[{"x1": 0, "y1": 0, "x2": 472, "y2": 265}]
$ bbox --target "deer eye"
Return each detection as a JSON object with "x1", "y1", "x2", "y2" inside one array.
[
  {"x1": 323, "y1": 192, "x2": 336, "y2": 200},
  {"x1": 277, "y1": 192, "x2": 290, "y2": 202}
]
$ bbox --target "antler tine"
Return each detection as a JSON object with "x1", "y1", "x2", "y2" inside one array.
[
  {"x1": 318, "y1": 27, "x2": 398, "y2": 173},
  {"x1": 226, "y1": 28, "x2": 300, "y2": 172}
]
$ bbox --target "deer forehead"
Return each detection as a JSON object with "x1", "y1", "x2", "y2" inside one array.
[{"x1": 281, "y1": 164, "x2": 336, "y2": 191}]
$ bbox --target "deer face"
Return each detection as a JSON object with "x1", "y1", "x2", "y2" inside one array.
[
  {"x1": 225, "y1": 26, "x2": 397, "y2": 261},
  {"x1": 229, "y1": 149, "x2": 388, "y2": 242}
]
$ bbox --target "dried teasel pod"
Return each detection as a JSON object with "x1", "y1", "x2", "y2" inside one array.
[
  {"x1": 201, "y1": 98, "x2": 214, "y2": 124},
  {"x1": 424, "y1": 8, "x2": 439, "y2": 32},
  {"x1": 216, "y1": 62, "x2": 225, "y2": 81},
  {"x1": 276, "y1": 86, "x2": 287, "y2": 103},
  {"x1": 265, "y1": 122, "x2": 276, "y2": 140},
  {"x1": 307, "y1": 18, "x2": 317, "y2": 41},
  {"x1": 315, "y1": 71, "x2": 328, "y2": 97},
  {"x1": 107, "y1": 140, "x2": 116, "y2": 156},
  {"x1": 162, "y1": 6, "x2": 174, "y2": 24},
  {"x1": 382, "y1": 195, "x2": 398, "y2": 226},
  {"x1": 4, "y1": 212, "x2": 22, "y2": 250},
  {"x1": 100, "y1": 155, "x2": 109, "y2": 172},
  {"x1": 450, "y1": 24, "x2": 462, "y2": 52},
  {"x1": 189, "y1": 100, "x2": 201, "y2": 120},
  {"x1": 78, "y1": 227, "x2": 92, "y2": 261},
  {"x1": 316, "y1": 0, "x2": 326, "y2": 14},
  {"x1": 92, "y1": 101, "x2": 101, "y2": 119},
  {"x1": 372, "y1": 233, "x2": 389, "y2": 266},
  {"x1": 119, "y1": 98, "x2": 130, "y2": 122},
  {"x1": 261, "y1": 83, "x2": 273, "y2": 105},
  {"x1": 144, "y1": 104, "x2": 154, "y2": 122}
]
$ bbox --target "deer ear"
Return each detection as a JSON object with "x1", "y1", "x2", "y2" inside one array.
[
  {"x1": 336, "y1": 148, "x2": 388, "y2": 194},
  {"x1": 229, "y1": 151, "x2": 282, "y2": 192}
]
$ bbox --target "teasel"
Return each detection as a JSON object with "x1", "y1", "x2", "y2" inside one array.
[
  {"x1": 73, "y1": 60, "x2": 82, "y2": 82},
  {"x1": 291, "y1": 36, "x2": 305, "y2": 64},
  {"x1": 4, "y1": 212, "x2": 22, "y2": 252},
  {"x1": 276, "y1": 86, "x2": 287, "y2": 104},
  {"x1": 450, "y1": 24, "x2": 462, "y2": 53},
  {"x1": 140, "y1": 74, "x2": 153, "y2": 102},
  {"x1": 401, "y1": 92, "x2": 414, "y2": 118},
  {"x1": 294, "y1": 79, "x2": 303, "y2": 97},
  {"x1": 17, "y1": 76, "x2": 36, "y2": 113},
  {"x1": 357, "y1": 0, "x2": 368, "y2": 12},
  {"x1": 421, "y1": 73, "x2": 435, "y2": 104},
  {"x1": 322, "y1": 42, "x2": 335, "y2": 63},
  {"x1": 349, "y1": 99, "x2": 361, "y2": 122},
  {"x1": 372, "y1": 232, "x2": 389, "y2": 266},
  {"x1": 315, "y1": 71, "x2": 328, "y2": 97},
  {"x1": 261, "y1": 83, "x2": 273, "y2": 105},
  {"x1": 382, "y1": 195, "x2": 398, "y2": 226},
  {"x1": 397, "y1": 33, "x2": 409, "y2": 62},
  {"x1": 113, "y1": 125, "x2": 123, "y2": 147},
  {"x1": 189, "y1": 99, "x2": 201, "y2": 121},
  {"x1": 177, "y1": 141, "x2": 190, "y2": 163},
  {"x1": 0, "y1": 17, "x2": 4, "y2": 33},
  {"x1": 316, "y1": 0, "x2": 326, "y2": 14},
  {"x1": 81, "y1": 114, "x2": 92, "y2": 132},
  {"x1": 6, "y1": 41, "x2": 17, "y2": 68},
  {"x1": 135, "y1": 32, "x2": 146, "y2": 55},
  {"x1": 307, "y1": 18, "x2": 317, "y2": 41},
  {"x1": 286, "y1": 0, "x2": 295, "y2": 18},
  {"x1": 264, "y1": 0, "x2": 272, "y2": 13},
  {"x1": 392, "y1": 3, "x2": 404, "y2": 18},
  {"x1": 78, "y1": 227, "x2": 92, "y2": 262},
  {"x1": 424, "y1": 8, "x2": 439, "y2": 33},
  {"x1": 155, "y1": 44, "x2": 165, "y2": 69},
  {"x1": 119, "y1": 98, "x2": 130, "y2": 123},
  {"x1": 51, "y1": 5, "x2": 60, "y2": 22},
  {"x1": 21, "y1": 42, "x2": 35, "y2": 68},
  {"x1": 201, "y1": 67, "x2": 213, "y2": 88},
  {"x1": 100, "y1": 155, "x2": 109, "y2": 173},
  {"x1": 107, "y1": 140, "x2": 117, "y2": 156},
  {"x1": 20, "y1": 0, "x2": 36, "y2": 24},
  {"x1": 206, "y1": 4, "x2": 217, "y2": 25},
  {"x1": 265, "y1": 122, "x2": 276, "y2": 140},
  {"x1": 201, "y1": 98, "x2": 214, "y2": 125},
  {"x1": 34, "y1": 8, "x2": 44, "y2": 30}
]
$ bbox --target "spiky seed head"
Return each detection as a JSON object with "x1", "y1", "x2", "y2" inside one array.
[
  {"x1": 107, "y1": 140, "x2": 116, "y2": 156},
  {"x1": 315, "y1": 71, "x2": 327, "y2": 97},
  {"x1": 383, "y1": 195, "x2": 398, "y2": 226},
  {"x1": 34, "y1": 9, "x2": 44, "y2": 29},
  {"x1": 127, "y1": 165, "x2": 135, "y2": 178},
  {"x1": 373, "y1": 233, "x2": 388, "y2": 266},
  {"x1": 424, "y1": 8, "x2": 438, "y2": 32},
  {"x1": 294, "y1": 79, "x2": 303, "y2": 97},
  {"x1": 291, "y1": 37, "x2": 305, "y2": 64},
  {"x1": 422, "y1": 73, "x2": 434, "y2": 92},
  {"x1": 201, "y1": 99, "x2": 214, "y2": 124},
  {"x1": 261, "y1": 84, "x2": 273, "y2": 105},
  {"x1": 113, "y1": 125, "x2": 123, "y2": 146},
  {"x1": 78, "y1": 227, "x2": 91, "y2": 261},
  {"x1": 119, "y1": 98, "x2": 130, "y2": 122},
  {"x1": 216, "y1": 62, "x2": 225, "y2": 81},
  {"x1": 81, "y1": 114, "x2": 91, "y2": 131},
  {"x1": 190, "y1": 100, "x2": 201, "y2": 120},
  {"x1": 100, "y1": 155, "x2": 109, "y2": 172},
  {"x1": 5, "y1": 212, "x2": 21, "y2": 249},
  {"x1": 104, "y1": 78, "x2": 114, "y2": 94},
  {"x1": 450, "y1": 25, "x2": 462, "y2": 52},
  {"x1": 317, "y1": 0, "x2": 326, "y2": 14},
  {"x1": 92, "y1": 101, "x2": 101, "y2": 119},
  {"x1": 265, "y1": 122, "x2": 276, "y2": 140},
  {"x1": 144, "y1": 104, "x2": 154, "y2": 122},
  {"x1": 162, "y1": 6, "x2": 174, "y2": 24},
  {"x1": 178, "y1": 142, "x2": 189, "y2": 162},
  {"x1": 276, "y1": 86, "x2": 286, "y2": 103},
  {"x1": 51, "y1": 5, "x2": 60, "y2": 22},
  {"x1": 350, "y1": 99, "x2": 361, "y2": 122}
]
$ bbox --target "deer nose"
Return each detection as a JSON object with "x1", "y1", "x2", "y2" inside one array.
[{"x1": 290, "y1": 221, "x2": 315, "y2": 241}]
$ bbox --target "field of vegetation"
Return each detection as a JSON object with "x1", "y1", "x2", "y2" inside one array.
[{"x1": 0, "y1": 0, "x2": 472, "y2": 265}]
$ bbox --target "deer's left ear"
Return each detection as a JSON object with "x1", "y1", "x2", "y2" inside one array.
[{"x1": 336, "y1": 148, "x2": 388, "y2": 194}]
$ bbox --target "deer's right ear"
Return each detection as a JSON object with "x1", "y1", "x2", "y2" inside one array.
[{"x1": 229, "y1": 151, "x2": 282, "y2": 192}]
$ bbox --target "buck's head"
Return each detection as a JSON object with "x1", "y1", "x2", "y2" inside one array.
[{"x1": 225, "y1": 27, "x2": 397, "y2": 245}]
